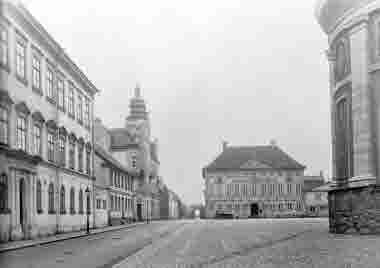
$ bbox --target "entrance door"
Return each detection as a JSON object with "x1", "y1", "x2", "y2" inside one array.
[
  {"x1": 137, "y1": 203, "x2": 142, "y2": 221},
  {"x1": 250, "y1": 203, "x2": 259, "y2": 217},
  {"x1": 19, "y1": 178, "x2": 26, "y2": 232}
]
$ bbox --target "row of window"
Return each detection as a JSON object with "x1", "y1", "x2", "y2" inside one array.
[
  {"x1": 210, "y1": 183, "x2": 303, "y2": 197},
  {"x1": 96, "y1": 199, "x2": 107, "y2": 210},
  {"x1": 0, "y1": 104, "x2": 91, "y2": 175},
  {"x1": 110, "y1": 170, "x2": 134, "y2": 192},
  {"x1": 110, "y1": 195, "x2": 134, "y2": 212},
  {"x1": 0, "y1": 174, "x2": 91, "y2": 215},
  {"x1": 212, "y1": 202, "x2": 302, "y2": 211},
  {"x1": 36, "y1": 181, "x2": 91, "y2": 215},
  {"x1": 0, "y1": 24, "x2": 91, "y2": 129}
]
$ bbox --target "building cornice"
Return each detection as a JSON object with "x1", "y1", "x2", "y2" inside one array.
[{"x1": 3, "y1": 1, "x2": 100, "y2": 96}]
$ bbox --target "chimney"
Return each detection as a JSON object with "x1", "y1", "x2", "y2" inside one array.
[
  {"x1": 222, "y1": 141, "x2": 228, "y2": 152},
  {"x1": 270, "y1": 139, "x2": 277, "y2": 147}
]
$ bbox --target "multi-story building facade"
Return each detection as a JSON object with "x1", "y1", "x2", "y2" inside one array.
[
  {"x1": 94, "y1": 118, "x2": 138, "y2": 226},
  {"x1": 203, "y1": 142, "x2": 306, "y2": 218},
  {"x1": 315, "y1": 0, "x2": 380, "y2": 234},
  {"x1": 94, "y1": 85, "x2": 161, "y2": 221},
  {"x1": 159, "y1": 186, "x2": 182, "y2": 219},
  {"x1": 0, "y1": 1, "x2": 99, "y2": 242}
]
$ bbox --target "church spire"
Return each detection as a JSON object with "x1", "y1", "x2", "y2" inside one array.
[{"x1": 127, "y1": 83, "x2": 148, "y2": 121}]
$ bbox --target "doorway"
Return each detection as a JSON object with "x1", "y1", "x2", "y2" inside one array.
[
  {"x1": 250, "y1": 203, "x2": 259, "y2": 217},
  {"x1": 19, "y1": 178, "x2": 26, "y2": 231},
  {"x1": 137, "y1": 203, "x2": 142, "y2": 221}
]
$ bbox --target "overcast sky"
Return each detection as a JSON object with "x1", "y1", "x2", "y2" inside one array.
[{"x1": 23, "y1": 0, "x2": 330, "y2": 205}]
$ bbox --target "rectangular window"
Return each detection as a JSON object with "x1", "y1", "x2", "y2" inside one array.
[
  {"x1": 77, "y1": 92, "x2": 83, "y2": 124},
  {"x1": 78, "y1": 143, "x2": 84, "y2": 172},
  {"x1": 86, "y1": 149, "x2": 91, "y2": 175},
  {"x1": 0, "y1": 107, "x2": 8, "y2": 145},
  {"x1": 47, "y1": 131, "x2": 55, "y2": 162},
  {"x1": 69, "y1": 139, "x2": 75, "y2": 169},
  {"x1": 46, "y1": 67, "x2": 55, "y2": 101},
  {"x1": 84, "y1": 98, "x2": 90, "y2": 128},
  {"x1": 16, "y1": 115, "x2": 27, "y2": 151},
  {"x1": 68, "y1": 86, "x2": 75, "y2": 117},
  {"x1": 33, "y1": 124, "x2": 41, "y2": 155},
  {"x1": 57, "y1": 77, "x2": 65, "y2": 111},
  {"x1": 287, "y1": 183, "x2": 292, "y2": 194},
  {"x1": 59, "y1": 135, "x2": 66, "y2": 166},
  {"x1": 32, "y1": 55, "x2": 41, "y2": 90},
  {"x1": 16, "y1": 40, "x2": 26, "y2": 80},
  {"x1": 0, "y1": 26, "x2": 8, "y2": 67}
]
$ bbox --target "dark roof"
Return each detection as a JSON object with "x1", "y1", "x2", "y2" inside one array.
[
  {"x1": 204, "y1": 145, "x2": 305, "y2": 172},
  {"x1": 109, "y1": 128, "x2": 138, "y2": 149},
  {"x1": 94, "y1": 143, "x2": 138, "y2": 176},
  {"x1": 303, "y1": 176, "x2": 325, "y2": 192}
]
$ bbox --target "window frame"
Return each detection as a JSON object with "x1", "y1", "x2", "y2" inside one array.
[
  {"x1": 47, "y1": 129, "x2": 56, "y2": 162},
  {"x1": 70, "y1": 187, "x2": 75, "y2": 214},
  {"x1": 16, "y1": 113, "x2": 27, "y2": 151},
  {"x1": 0, "y1": 105, "x2": 9, "y2": 146},
  {"x1": 57, "y1": 75, "x2": 65, "y2": 112},
  {"x1": 79, "y1": 189, "x2": 84, "y2": 214},
  {"x1": 31, "y1": 51, "x2": 42, "y2": 93},
  {"x1": 68, "y1": 83, "x2": 75, "y2": 118},
  {"x1": 45, "y1": 64, "x2": 55, "y2": 103},
  {"x1": 15, "y1": 36, "x2": 27, "y2": 84},
  {"x1": 36, "y1": 179, "x2": 43, "y2": 214},
  {"x1": 60, "y1": 185, "x2": 66, "y2": 214},
  {"x1": 33, "y1": 123, "x2": 42, "y2": 156},
  {"x1": 0, "y1": 174, "x2": 9, "y2": 213},
  {"x1": 48, "y1": 183, "x2": 55, "y2": 214},
  {"x1": 77, "y1": 91, "x2": 83, "y2": 124},
  {"x1": 0, "y1": 23, "x2": 9, "y2": 71}
]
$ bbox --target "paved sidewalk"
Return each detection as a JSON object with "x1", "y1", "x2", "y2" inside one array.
[{"x1": 0, "y1": 222, "x2": 145, "y2": 253}]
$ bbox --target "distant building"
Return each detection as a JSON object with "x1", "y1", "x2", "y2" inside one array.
[
  {"x1": 93, "y1": 119, "x2": 138, "y2": 227},
  {"x1": 303, "y1": 175, "x2": 328, "y2": 217},
  {"x1": 95, "y1": 85, "x2": 161, "y2": 222},
  {"x1": 0, "y1": 1, "x2": 99, "y2": 242},
  {"x1": 202, "y1": 141, "x2": 306, "y2": 219},
  {"x1": 159, "y1": 186, "x2": 182, "y2": 219},
  {"x1": 315, "y1": 0, "x2": 380, "y2": 233}
]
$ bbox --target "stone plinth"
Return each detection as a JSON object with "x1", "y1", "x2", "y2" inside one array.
[{"x1": 329, "y1": 185, "x2": 380, "y2": 234}]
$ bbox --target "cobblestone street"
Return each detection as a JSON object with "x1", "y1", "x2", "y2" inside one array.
[{"x1": 3, "y1": 218, "x2": 380, "y2": 268}]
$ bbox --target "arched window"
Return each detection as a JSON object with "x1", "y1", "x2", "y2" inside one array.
[
  {"x1": 36, "y1": 180, "x2": 42, "y2": 213},
  {"x1": 60, "y1": 186, "x2": 66, "y2": 214},
  {"x1": 48, "y1": 183, "x2": 55, "y2": 214},
  {"x1": 86, "y1": 191, "x2": 91, "y2": 214},
  {"x1": 70, "y1": 187, "x2": 75, "y2": 214},
  {"x1": 0, "y1": 174, "x2": 8, "y2": 212},
  {"x1": 79, "y1": 189, "x2": 83, "y2": 214}
]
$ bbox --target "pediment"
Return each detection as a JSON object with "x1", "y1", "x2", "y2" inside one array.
[
  {"x1": 32, "y1": 111, "x2": 45, "y2": 123},
  {"x1": 240, "y1": 160, "x2": 272, "y2": 169},
  {"x1": 0, "y1": 89, "x2": 14, "y2": 107},
  {"x1": 15, "y1": 101, "x2": 31, "y2": 115}
]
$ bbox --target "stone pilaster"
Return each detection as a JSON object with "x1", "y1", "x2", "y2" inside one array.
[
  {"x1": 326, "y1": 49, "x2": 337, "y2": 180},
  {"x1": 349, "y1": 21, "x2": 377, "y2": 181}
]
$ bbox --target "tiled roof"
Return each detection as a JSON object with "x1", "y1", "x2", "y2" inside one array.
[
  {"x1": 94, "y1": 143, "x2": 138, "y2": 175},
  {"x1": 204, "y1": 145, "x2": 305, "y2": 172},
  {"x1": 303, "y1": 176, "x2": 325, "y2": 192},
  {"x1": 109, "y1": 128, "x2": 138, "y2": 149}
]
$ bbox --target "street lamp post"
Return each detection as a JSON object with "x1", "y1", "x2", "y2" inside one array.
[{"x1": 85, "y1": 187, "x2": 91, "y2": 235}]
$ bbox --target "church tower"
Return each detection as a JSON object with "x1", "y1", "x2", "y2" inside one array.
[{"x1": 127, "y1": 84, "x2": 148, "y2": 121}]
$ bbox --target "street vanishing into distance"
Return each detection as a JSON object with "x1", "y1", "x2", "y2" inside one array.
[{"x1": 2, "y1": 218, "x2": 380, "y2": 268}]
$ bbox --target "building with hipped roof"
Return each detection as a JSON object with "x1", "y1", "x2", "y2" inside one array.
[
  {"x1": 202, "y1": 141, "x2": 306, "y2": 219},
  {"x1": 0, "y1": 1, "x2": 99, "y2": 242}
]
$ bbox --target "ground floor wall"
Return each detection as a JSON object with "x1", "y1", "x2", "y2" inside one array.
[
  {"x1": 205, "y1": 199, "x2": 304, "y2": 219},
  {"x1": 0, "y1": 154, "x2": 95, "y2": 243},
  {"x1": 328, "y1": 185, "x2": 380, "y2": 234}
]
